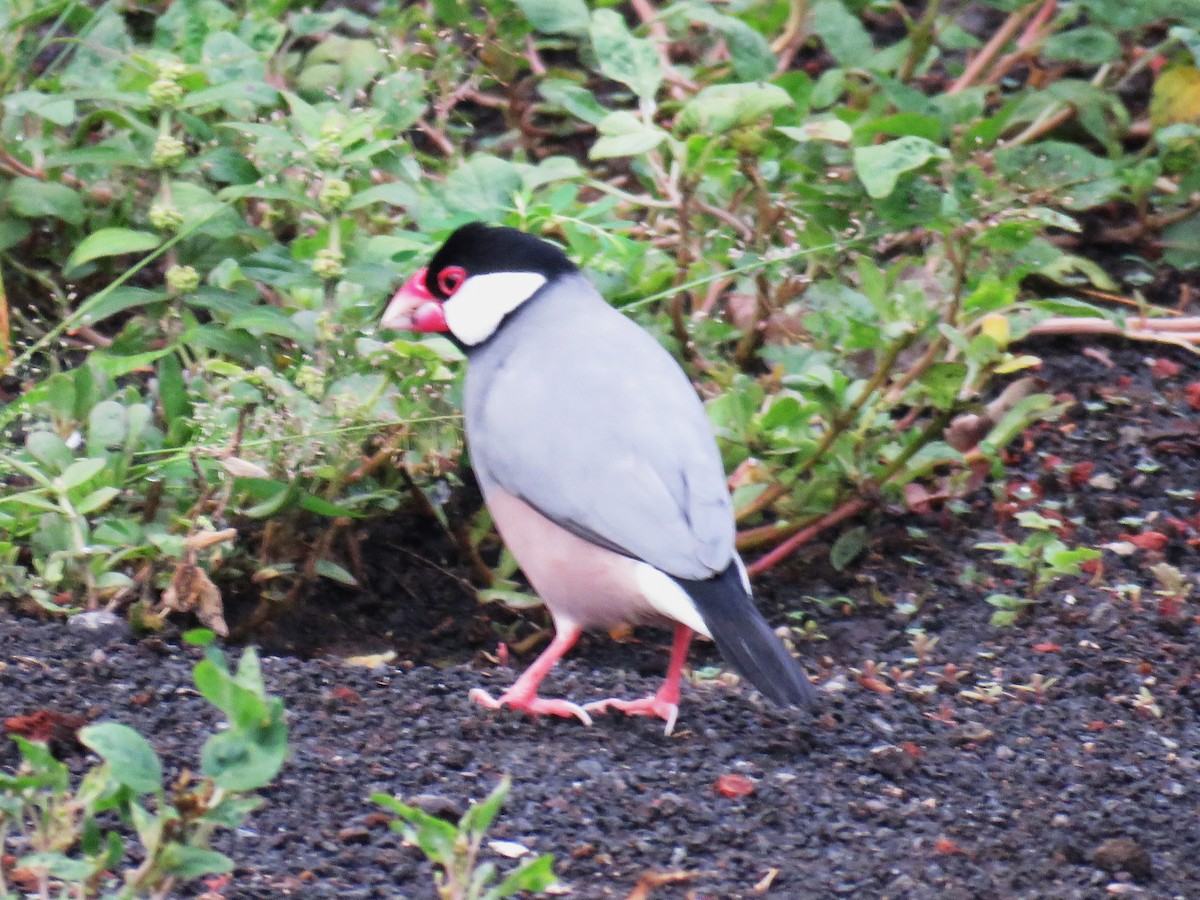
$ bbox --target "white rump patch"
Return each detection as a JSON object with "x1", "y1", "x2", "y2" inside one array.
[
  {"x1": 444, "y1": 271, "x2": 548, "y2": 346},
  {"x1": 633, "y1": 562, "x2": 711, "y2": 638}
]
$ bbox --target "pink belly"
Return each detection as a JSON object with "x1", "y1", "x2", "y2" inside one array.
[{"x1": 485, "y1": 487, "x2": 660, "y2": 631}]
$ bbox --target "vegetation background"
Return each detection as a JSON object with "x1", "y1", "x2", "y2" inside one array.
[{"x1": 2, "y1": 1, "x2": 1200, "y2": 896}]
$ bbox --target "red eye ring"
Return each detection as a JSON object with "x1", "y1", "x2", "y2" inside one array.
[{"x1": 437, "y1": 265, "x2": 467, "y2": 296}]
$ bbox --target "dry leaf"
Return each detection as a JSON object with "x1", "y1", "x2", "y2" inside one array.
[
  {"x1": 220, "y1": 457, "x2": 271, "y2": 479},
  {"x1": 161, "y1": 563, "x2": 228, "y2": 637},
  {"x1": 625, "y1": 870, "x2": 699, "y2": 900},
  {"x1": 488, "y1": 840, "x2": 530, "y2": 859},
  {"x1": 343, "y1": 651, "x2": 397, "y2": 668}
]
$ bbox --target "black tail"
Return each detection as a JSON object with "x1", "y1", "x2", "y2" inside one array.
[{"x1": 676, "y1": 563, "x2": 816, "y2": 709}]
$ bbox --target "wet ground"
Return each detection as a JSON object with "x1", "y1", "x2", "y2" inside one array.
[{"x1": 3, "y1": 340, "x2": 1199, "y2": 899}]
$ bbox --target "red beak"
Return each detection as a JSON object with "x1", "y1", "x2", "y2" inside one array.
[{"x1": 381, "y1": 267, "x2": 449, "y2": 332}]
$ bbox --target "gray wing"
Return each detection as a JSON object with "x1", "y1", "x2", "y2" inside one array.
[{"x1": 465, "y1": 287, "x2": 734, "y2": 581}]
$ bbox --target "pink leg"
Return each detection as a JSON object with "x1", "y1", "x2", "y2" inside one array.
[
  {"x1": 585, "y1": 625, "x2": 693, "y2": 735},
  {"x1": 469, "y1": 624, "x2": 592, "y2": 725}
]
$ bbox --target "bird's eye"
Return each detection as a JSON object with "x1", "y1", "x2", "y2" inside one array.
[{"x1": 437, "y1": 266, "x2": 467, "y2": 296}]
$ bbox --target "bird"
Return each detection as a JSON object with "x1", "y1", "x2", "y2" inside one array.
[{"x1": 381, "y1": 222, "x2": 815, "y2": 733}]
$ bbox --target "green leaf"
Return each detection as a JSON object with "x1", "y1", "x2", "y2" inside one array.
[
  {"x1": 227, "y1": 308, "x2": 308, "y2": 342},
  {"x1": 15, "y1": 852, "x2": 93, "y2": 882},
  {"x1": 677, "y1": 83, "x2": 792, "y2": 134},
  {"x1": 60, "y1": 457, "x2": 107, "y2": 490},
  {"x1": 158, "y1": 844, "x2": 234, "y2": 879},
  {"x1": 76, "y1": 286, "x2": 165, "y2": 327},
  {"x1": 79, "y1": 723, "x2": 162, "y2": 794},
  {"x1": 917, "y1": 362, "x2": 967, "y2": 409},
  {"x1": 75, "y1": 487, "x2": 121, "y2": 514},
  {"x1": 442, "y1": 154, "x2": 523, "y2": 218},
  {"x1": 678, "y1": 6, "x2": 775, "y2": 80},
  {"x1": 829, "y1": 526, "x2": 868, "y2": 572},
  {"x1": 87, "y1": 400, "x2": 129, "y2": 452},
  {"x1": 590, "y1": 111, "x2": 668, "y2": 159},
  {"x1": 8, "y1": 177, "x2": 84, "y2": 225},
  {"x1": 314, "y1": 559, "x2": 357, "y2": 585},
  {"x1": 462, "y1": 776, "x2": 510, "y2": 837},
  {"x1": 589, "y1": 8, "x2": 662, "y2": 102},
  {"x1": 26, "y1": 431, "x2": 74, "y2": 473},
  {"x1": 66, "y1": 229, "x2": 161, "y2": 271},
  {"x1": 1043, "y1": 26, "x2": 1121, "y2": 65},
  {"x1": 811, "y1": 0, "x2": 875, "y2": 69},
  {"x1": 853, "y1": 136, "x2": 949, "y2": 199},
  {"x1": 494, "y1": 853, "x2": 558, "y2": 895},
  {"x1": 515, "y1": 0, "x2": 590, "y2": 36},
  {"x1": 539, "y1": 78, "x2": 609, "y2": 125}
]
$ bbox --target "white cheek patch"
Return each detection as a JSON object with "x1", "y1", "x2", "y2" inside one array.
[
  {"x1": 443, "y1": 271, "x2": 548, "y2": 346},
  {"x1": 633, "y1": 562, "x2": 712, "y2": 638}
]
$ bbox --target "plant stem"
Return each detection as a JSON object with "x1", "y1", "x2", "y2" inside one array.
[{"x1": 747, "y1": 496, "x2": 871, "y2": 576}]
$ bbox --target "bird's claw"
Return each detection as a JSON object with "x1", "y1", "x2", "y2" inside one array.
[
  {"x1": 468, "y1": 687, "x2": 593, "y2": 726},
  {"x1": 585, "y1": 696, "x2": 680, "y2": 736}
]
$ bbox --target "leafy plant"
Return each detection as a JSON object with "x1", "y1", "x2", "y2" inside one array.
[
  {"x1": 372, "y1": 776, "x2": 556, "y2": 900},
  {"x1": 977, "y1": 509, "x2": 1101, "y2": 625},
  {"x1": 0, "y1": 632, "x2": 287, "y2": 898},
  {"x1": 0, "y1": 0, "x2": 1196, "y2": 621}
]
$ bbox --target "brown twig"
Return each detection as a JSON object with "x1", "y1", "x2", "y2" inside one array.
[
  {"x1": 948, "y1": 2, "x2": 1038, "y2": 94},
  {"x1": 747, "y1": 496, "x2": 871, "y2": 576}
]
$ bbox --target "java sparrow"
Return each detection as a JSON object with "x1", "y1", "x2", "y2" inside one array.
[{"x1": 381, "y1": 223, "x2": 815, "y2": 733}]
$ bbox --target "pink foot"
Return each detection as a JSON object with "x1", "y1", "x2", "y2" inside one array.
[
  {"x1": 468, "y1": 687, "x2": 593, "y2": 726},
  {"x1": 585, "y1": 695, "x2": 679, "y2": 736}
]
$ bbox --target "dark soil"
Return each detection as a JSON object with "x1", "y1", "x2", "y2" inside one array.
[{"x1": 4, "y1": 339, "x2": 1200, "y2": 900}]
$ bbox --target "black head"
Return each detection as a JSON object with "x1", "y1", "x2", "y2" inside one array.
[{"x1": 423, "y1": 223, "x2": 576, "y2": 299}]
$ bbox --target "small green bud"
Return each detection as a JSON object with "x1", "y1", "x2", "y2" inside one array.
[
  {"x1": 319, "y1": 116, "x2": 345, "y2": 140},
  {"x1": 318, "y1": 178, "x2": 352, "y2": 212},
  {"x1": 148, "y1": 201, "x2": 184, "y2": 231},
  {"x1": 313, "y1": 138, "x2": 341, "y2": 168},
  {"x1": 312, "y1": 248, "x2": 344, "y2": 281},
  {"x1": 148, "y1": 77, "x2": 184, "y2": 107},
  {"x1": 152, "y1": 134, "x2": 187, "y2": 169},
  {"x1": 294, "y1": 364, "x2": 325, "y2": 397},
  {"x1": 156, "y1": 60, "x2": 188, "y2": 81},
  {"x1": 166, "y1": 264, "x2": 200, "y2": 295}
]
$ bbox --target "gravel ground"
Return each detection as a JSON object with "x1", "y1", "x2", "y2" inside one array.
[{"x1": 3, "y1": 340, "x2": 1199, "y2": 899}]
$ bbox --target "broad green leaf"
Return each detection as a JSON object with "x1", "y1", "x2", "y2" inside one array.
[
  {"x1": 75, "y1": 487, "x2": 121, "y2": 514},
  {"x1": 853, "y1": 136, "x2": 949, "y2": 199},
  {"x1": 589, "y1": 9, "x2": 662, "y2": 102},
  {"x1": 158, "y1": 844, "x2": 234, "y2": 879},
  {"x1": 14, "y1": 853, "x2": 93, "y2": 882},
  {"x1": 199, "y1": 703, "x2": 287, "y2": 790},
  {"x1": 60, "y1": 458, "x2": 107, "y2": 490},
  {"x1": 811, "y1": 0, "x2": 875, "y2": 69},
  {"x1": 3, "y1": 90, "x2": 75, "y2": 125},
  {"x1": 442, "y1": 155, "x2": 523, "y2": 218},
  {"x1": 9, "y1": 177, "x2": 84, "y2": 225},
  {"x1": 66, "y1": 229, "x2": 160, "y2": 271},
  {"x1": 26, "y1": 431, "x2": 74, "y2": 473},
  {"x1": 79, "y1": 722, "x2": 162, "y2": 794},
  {"x1": 76, "y1": 286, "x2": 165, "y2": 327},
  {"x1": 829, "y1": 526, "x2": 868, "y2": 571},
  {"x1": 1043, "y1": 26, "x2": 1120, "y2": 65},
  {"x1": 515, "y1": 0, "x2": 590, "y2": 36},
  {"x1": 539, "y1": 78, "x2": 608, "y2": 125},
  {"x1": 679, "y1": 5, "x2": 775, "y2": 80},
  {"x1": 677, "y1": 83, "x2": 792, "y2": 133},
  {"x1": 590, "y1": 111, "x2": 668, "y2": 159},
  {"x1": 495, "y1": 853, "x2": 558, "y2": 894}
]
